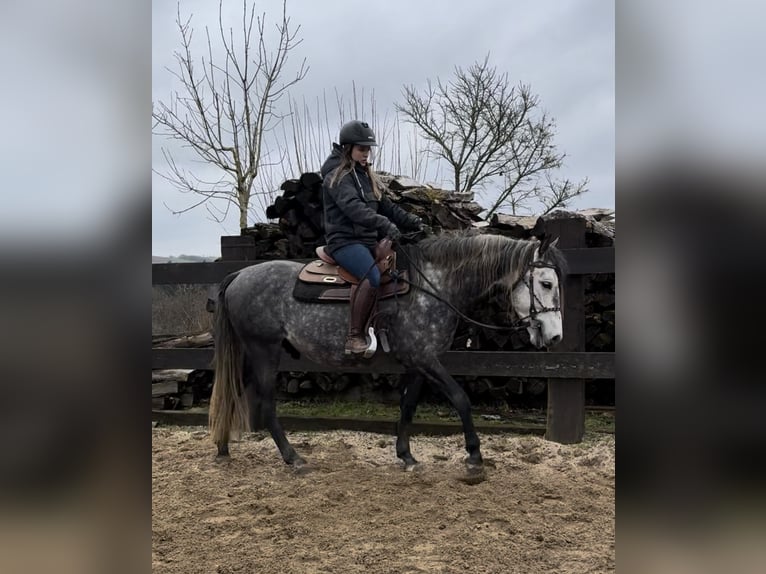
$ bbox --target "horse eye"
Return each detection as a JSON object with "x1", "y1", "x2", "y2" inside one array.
[{"x1": 541, "y1": 281, "x2": 553, "y2": 290}]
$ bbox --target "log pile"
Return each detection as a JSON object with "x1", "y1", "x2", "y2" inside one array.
[
  {"x1": 152, "y1": 333, "x2": 215, "y2": 409},
  {"x1": 377, "y1": 173, "x2": 485, "y2": 231},
  {"x1": 221, "y1": 223, "x2": 289, "y2": 261},
  {"x1": 260, "y1": 173, "x2": 325, "y2": 259},
  {"x1": 488, "y1": 208, "x2": 614, "y2": 246},
  {"x1": 238, "y1": 173, "x2": 486, "y2": 259},
  {"x1": 151, "y1": 368, "x2": 212, "y2": 410}
]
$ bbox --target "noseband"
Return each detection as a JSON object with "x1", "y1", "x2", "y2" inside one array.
[{"x1": 516, "y1": 260, "x2": 562, "y2": 330}]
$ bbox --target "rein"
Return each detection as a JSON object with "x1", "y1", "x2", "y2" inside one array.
[{"x1": 393, "y1": 237, "x2": 561, "y2": 333}]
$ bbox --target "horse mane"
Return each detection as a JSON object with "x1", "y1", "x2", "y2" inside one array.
[{"x1": 406, "y1": 232, "x2": 567, "y2": 296}]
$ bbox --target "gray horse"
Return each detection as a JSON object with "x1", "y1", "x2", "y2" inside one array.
[{"x1": 209, "y1": 233, "x2": 566, "y2": 471}]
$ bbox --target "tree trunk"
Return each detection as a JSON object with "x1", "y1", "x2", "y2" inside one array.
[{"x1": 239, "y1": 205, "x2": 247, "y2": 229}]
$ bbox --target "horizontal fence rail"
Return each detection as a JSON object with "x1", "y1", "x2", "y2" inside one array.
[
  {"x1": 152, "y1": 247, "x2": 614, "y2": 285},
  {"x1": 152, "y1": 348, "x2": 615, "y2": 379}
]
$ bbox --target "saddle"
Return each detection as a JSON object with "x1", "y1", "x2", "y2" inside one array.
[{"x1": 294, "y1": 238, "x2": 410, "y2": 303}]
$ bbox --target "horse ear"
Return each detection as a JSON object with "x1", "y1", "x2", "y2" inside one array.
[
  {"x1": 549, "y1": 237, "x2": 559, "y2": 250},
  {"x1": 538, "y1": 234, "x2": 551, "y2": 254}
]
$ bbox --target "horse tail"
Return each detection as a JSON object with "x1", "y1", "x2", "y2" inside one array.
[{"x1": 208, "y1": 272, "x2": 249, "y2": 447}]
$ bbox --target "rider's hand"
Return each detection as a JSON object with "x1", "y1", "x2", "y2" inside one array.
[
  {"x1": 415, "y1": 218, "x2": 433, "y2": 237},
  {"x1": 386, "y1": 223, "x2": 402, "y2": 241},
  {"x1": 410, "y1": 216, "x2": 425, "y2": 231}
]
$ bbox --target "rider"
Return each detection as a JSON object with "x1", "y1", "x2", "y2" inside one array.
[{"x1": 321, "y1": 120, "x2": 424, "y2": 355}]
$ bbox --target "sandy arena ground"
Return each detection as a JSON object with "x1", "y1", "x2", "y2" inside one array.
[{"x1": 152, "y1": 427, "x2": 614, "y2": 573}]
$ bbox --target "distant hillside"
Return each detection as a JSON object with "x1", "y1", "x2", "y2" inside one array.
[{"x1": 152, "y1": 255, "x2": 217, "y2": 263}]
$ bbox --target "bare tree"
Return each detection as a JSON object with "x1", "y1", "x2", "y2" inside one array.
[
  {"x1": 153, "y1": 0, "x2": 307, "y2": 229},
  {"x1": 502, "y1": 169, "x2": 589, "y2": 216},
  {"x1": 395, "y1": 55, "x2": 587, "y2": 216}
]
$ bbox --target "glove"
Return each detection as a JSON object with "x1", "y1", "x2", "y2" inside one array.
[
  {"x1": 414, "y1": 217, "x2": 433, "y2": 237},
  {"x1": 386, "y1": 223, "x2": 402, "y2": 241}
]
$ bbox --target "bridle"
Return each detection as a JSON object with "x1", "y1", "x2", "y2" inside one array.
[{"x1": 518, "y1": 260, "x2": 563, "y2": 331}]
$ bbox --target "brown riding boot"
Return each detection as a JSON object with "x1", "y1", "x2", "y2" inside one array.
[{"x1": 344, "y1": 278, "x2": 378, "y2": 355}]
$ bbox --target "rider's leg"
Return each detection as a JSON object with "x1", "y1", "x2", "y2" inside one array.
[{"x1": 329, "y1": 243, "x2": 380, "y2": 355}]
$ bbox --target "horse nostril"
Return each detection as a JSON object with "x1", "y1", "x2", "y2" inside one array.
[{"x1": 549, "y1": 334, "x2": 561, "y2": 346}]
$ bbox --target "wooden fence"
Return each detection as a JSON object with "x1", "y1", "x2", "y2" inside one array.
[{"x1": 152, "y1": 217, "x2": 614, "y2": 443}]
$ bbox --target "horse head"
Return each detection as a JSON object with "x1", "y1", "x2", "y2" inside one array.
[{"x1": 511, "y1": 236, "x2": 564, "y2": 349}]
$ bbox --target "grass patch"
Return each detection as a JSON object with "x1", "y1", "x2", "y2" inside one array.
[
  {"x1": 277, "y1": 400, "x2": 459, "y2": 422},
  {"x1": 584, "y1": 411, "x2": 615, "y2": 433}
]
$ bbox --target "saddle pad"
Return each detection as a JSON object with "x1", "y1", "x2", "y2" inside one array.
[{"x1": 293, "y1": 270, "x2": 410, "y2": 303}]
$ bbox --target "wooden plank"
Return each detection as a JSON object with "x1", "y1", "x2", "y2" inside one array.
[
  {"x1": 152, "y1": 261, "x2": 259, "y2": 285},
  {"x1": 152, "y1": 380, "x2": 178, "y2": 397},
  {"x1": 153, "y1": 348, "x2": 214, "y2": 370},
  {"x1": 220, "y1": 235, "x2": 255, "y2": 247},
  {"x1": 151, "y1": 348, "x2": 615, "y2": 379},
  {"x1": 152, "y1": 369, "x2": 193, "y2": 382},
  {"x1": 545, "y1": 217, "x2": 587, "y2": 444},
  {"x1": 152, "y1": 246, "x2": 614, "y2": 285}
]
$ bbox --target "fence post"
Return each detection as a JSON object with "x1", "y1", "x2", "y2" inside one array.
[{"x1": 544, "y1": 216, "x2": 587, "y2": 443}]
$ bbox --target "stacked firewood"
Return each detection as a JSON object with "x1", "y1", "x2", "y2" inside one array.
[
  {"x1": 152, "y1": 333, "x2": 214, "y2": 410},
  {"x1": 377, "y1": 173, "x2": 485, "y2": 230},
  {"x1": 488, "y1": 208, "x2": 615, "y2": 246},
  {"x1": 250, "y1": 172, "x2": 486, "y2": 259},
  {"x1": 261, "y1": 173, "x2": 325, "y2": 258}
]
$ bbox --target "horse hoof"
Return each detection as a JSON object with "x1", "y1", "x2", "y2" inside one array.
[
  {"x1": 291, "y1": 458, "x2": 311, "y2": 475},
  {"x1": 457, "y1": 463, "x2": 487, "y2": 485},
  {"x1": 404, "y1": 462, "x2": 422, "y2": 473},
  {"x1": 214, "y1": 454, "x2": 230, "y2": 463},
  {"x1": 466, "y1": 461, "x2": 484, "y2": 471}
]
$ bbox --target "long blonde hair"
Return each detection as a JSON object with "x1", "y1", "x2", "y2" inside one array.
[{"x1": 328, "y1": 144, "x2": 382, "y2": 199}]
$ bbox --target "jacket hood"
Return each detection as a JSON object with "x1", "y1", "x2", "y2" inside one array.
[{"x1": 320, "y1": 143, "x2": 344, "y2": 178}]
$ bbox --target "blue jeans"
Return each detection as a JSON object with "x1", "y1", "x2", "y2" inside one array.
[{"x1": 331, "y1": 243, "x2": 381, "y2": 287}]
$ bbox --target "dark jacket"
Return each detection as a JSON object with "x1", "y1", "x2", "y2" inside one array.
[{"x1": 320, "y1": 144, "x2": 420, "y2": 255}]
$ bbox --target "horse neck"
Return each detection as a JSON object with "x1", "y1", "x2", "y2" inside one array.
[{"x1": 416, "y1": 235, "x2": 537, "y2": 306}]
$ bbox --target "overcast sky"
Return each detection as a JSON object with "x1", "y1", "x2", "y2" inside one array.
[{"x1": 152, "y1": 0, "x2": 614, "y2": 257}]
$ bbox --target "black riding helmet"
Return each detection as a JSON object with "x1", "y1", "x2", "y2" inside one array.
[{"x1": 338, "y1": 120, "x2": 378, "y2": 147}]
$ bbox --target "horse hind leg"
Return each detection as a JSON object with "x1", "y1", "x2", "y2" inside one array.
[
  {"x1": 246, "y1": 342, "x2": 306, "y2": 469},
  {"x1": 396, "y1": 371, "x2": 424, "y2": 471},
  {"x1": 419, "y1": 362, "x2": 483, "y2": 470},
  {"x1": 215, "y1": 356, "x2": 260, "y2": 460}
]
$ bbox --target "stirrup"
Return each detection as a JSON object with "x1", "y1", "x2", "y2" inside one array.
[{"x1": 363, "y1": 326, "x2": 378, "y2": 359}]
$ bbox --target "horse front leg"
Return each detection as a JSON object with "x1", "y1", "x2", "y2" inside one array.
[
  {"x1": 419, "y1": 361, "x2": 483, "y2": 469},
  {"x1": 396, "y1": 371, "x2": 424, "y2": 470}
]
